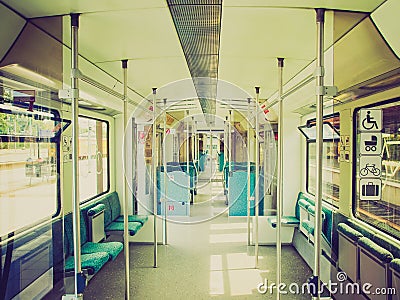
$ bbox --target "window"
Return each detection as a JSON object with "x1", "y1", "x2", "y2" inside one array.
[
  {"x1": 354, "y1": 100, "x2": 400, "y2": 239},
  {"x1": 302, "y1": 115, "x2": 340, "y2": 206},
  {"x1": 78, "y1": 116, "x2": 109, "y2": 202},
  {"x1": 0, "y1": 105, "x2": 61, "y2": 237}
]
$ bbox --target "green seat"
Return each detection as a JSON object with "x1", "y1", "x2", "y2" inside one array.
[
  {"x1": 81, "y1": 241, "x2": 123, "y2": 260},
  {"x1": 358, "y1": 237, "x2": 393, "y2": 263},
  {"x1": 307, "y1": 205, "x2": 326, "y2": 219},
  {"x1": 337, "y1": 223, "x2": 363, "y2": 242},
  {"x1": 65, "y1": 252, "x2": 109, "y2": 275},
  {"x1": 346, "y1": 219, "x2": 375, "y2": 239},
  {"x1": 115, "y1": 215, "x2": 148, "y2": 225},
  {"x1": 105, "y1": 221, "x2": 142, "y2": 236},
  {"x1": 373, "y1": 234, "x2": 400, "y2": 259},
  {"x1": 390, "y1": 259, "x2": 400, "y2": 273}
]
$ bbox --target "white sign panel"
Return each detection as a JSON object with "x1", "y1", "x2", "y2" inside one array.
[
  {"x1": 62, "y1": 135, "x2": 73, "y2": 162},
  {"x1": 360, "y1": 178, "x2": 381, "y2": 201},
  {"x1": 359, "y1": 109, "x2": 382, "y2": 132},
  {"x1": 359, "y1": 132, "x2": 382, "y2": 155},
  {"x1": 359, "y1": 156, "x2": 382, "y2": 178}
]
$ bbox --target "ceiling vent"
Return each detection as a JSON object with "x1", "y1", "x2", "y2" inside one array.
[{"x1": 167, "y1": 0, "x2": 222, "y2": 125}]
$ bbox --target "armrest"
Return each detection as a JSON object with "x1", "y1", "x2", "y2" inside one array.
[{"x1": 87, "y1": 204, "x2": 106, "y2": 217}]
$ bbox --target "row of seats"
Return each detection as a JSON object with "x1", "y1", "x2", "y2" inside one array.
[
  {"x1": 338, "y1": 220, "x2": 400, "y2": 300},
  {"x1": 82, "y1": 191, "x2": 148, "y2": 236},
  {"x1": 64, "y1": 192, "x2": 148, "y2": 278},
  {"x1": 267, "y1": 192, "x2": 333, "y2": 247}
]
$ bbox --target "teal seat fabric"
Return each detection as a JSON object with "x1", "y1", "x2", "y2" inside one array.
[
  {"x1": 105, "y1": 221, "x2": 142, "y2": 236},
  {"x1": 358, "y1": 237, "x2": 393, "y2": 263},
  {"x1": 372, "y1": 234, "x2": 400, "y2": 259},
  {"x1": 338, "y1": 223, "x2": 363, "y2": 242},
  {"x1": 107, "y1": 192, "x2": 122, "y2": 221},
  {"x1": 81, "y1": 241, "x2": 123, "y2": 260},
  {"x1": 302, "y1": 220, "x2": 315, "y2": 235},
  {"x1": 84, "y1": 191, "x2": 148, "y2": 230},
  {"x1": 218, "y1": 152, "x2": 224, "y2": 172},
  {"x1": 390, "y1": 259, "x2": 400, "y2": 273},
  {"x1": 97, "y1": 197, "x2": 113, "y2": 227},
  {"x1": 307, "y1": 205, "x2": 326, "y2": 219},
  {"x1": 65, "y1": 252, "x2": 109, "y2": 275},
  {"x1": 115, "y1": 215, "x2": 148, "y2": 224},
  {"x1": 228, "y1": 171, "x2": 256, "y2": 216},
  {"x1": 346, "y1": 219, "x2": 375, "y2": 239}
]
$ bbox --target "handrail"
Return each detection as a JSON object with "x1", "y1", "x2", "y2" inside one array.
[{"x1": 0, "y1": 217, "x2": 59, "y2": 246}]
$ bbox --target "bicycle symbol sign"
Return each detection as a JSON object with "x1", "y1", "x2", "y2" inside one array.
[
  {"x1": 359, "y1": 156, "x2": 381, "y2": 178},
  {"x1": 359, "y1": 109, "x2": 382, "y2": 132}
]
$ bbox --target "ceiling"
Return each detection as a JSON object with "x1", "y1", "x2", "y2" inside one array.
[{"x1": 0, "y1": 0, "x2": 388, "y2": 122}]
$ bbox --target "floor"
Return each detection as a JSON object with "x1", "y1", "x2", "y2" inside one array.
[{"x1": 83, "y1": 159, "x2": 312, "y2": 299}]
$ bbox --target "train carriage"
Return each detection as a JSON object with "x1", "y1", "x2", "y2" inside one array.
[{"x1": 1, "y1": 1, "x2": 400, "y2": 299}]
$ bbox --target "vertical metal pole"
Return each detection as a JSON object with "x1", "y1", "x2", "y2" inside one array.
[
  {"x1": 191, "y1": 117, "x2": 196, "y2": 187},
  {"x1": 192, "y1": 117, "x2": 195, "y2": 164},
  {"x1": 70, "y1": 13, "x2": 83, "y2": 298},
  {"x1": 163, "y1": 98, "x2": 167, "y2": 245},
  {"x1": 152, "y1": 88, "x2": 158, "y2": 268},
  {"x1": 228, "y1": 110, "x2": 232, "y2": 175},
  {"x1": 192, "y1": 117, "x2": 197, "y2": 162},
  {"x1": 186, "y1": 110, "x2": 190, "y2": 205},
  {"x1": 276, "y1": 57, "x2": 285, "y2": 300},
  {"x1": 196, "y1": 122, "x2": 200, "y2": 163},
  {"x1": 254, "y1": 87, "x2": 260, "y2": 268},
  {"x1": 210, "y1": 128, "x2": 213, "y2": 172},
  {"x1": 121, "y1": 59, "x2": 130, "y2": 300},
  {"x1": 195, "y1": 121, "x2": 198, "y2": 162},
  {"x1": 314, "y1": 9, "x2": 325, "y2": 299},
  {"x1": 247, "y1": 98, "x2": 251, "y2": 246},
  {"x1": 225, "y1": 116, "x2": 228, "y2": 167}
]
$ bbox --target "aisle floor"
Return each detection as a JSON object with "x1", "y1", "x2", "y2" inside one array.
[{"x1": 84, "y1": 162, "x2": 312, "y2": 299}]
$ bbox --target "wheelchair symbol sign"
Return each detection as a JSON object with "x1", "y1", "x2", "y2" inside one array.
[{"x1": 359, "y1": 109, "x2": 382, "y2": 132}]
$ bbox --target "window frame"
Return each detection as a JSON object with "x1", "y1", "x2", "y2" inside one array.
[
  {"x1": 304, "y1": 113, "x2": 340, "y2": 207},
  {"x1": 352, "y1": 97, "x2": 400, "y2": 238},
  {"x1": 0, "y1": 104, "x2": 65, "y2": 240},
  {"x1": 78, "y1": 115, "x2": 110, "y2": 204}
]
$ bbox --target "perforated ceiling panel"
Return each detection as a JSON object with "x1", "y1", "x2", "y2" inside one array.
[{"x1": 167, "y1": 0, "x2": 222, "y2": 125}]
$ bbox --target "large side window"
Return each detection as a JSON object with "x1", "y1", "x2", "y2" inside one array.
[
  {"x1": 0, "y1": 105, "x2": 61, "y2": 237},
  {"x1": 300, "y1": 114, "x2": 340, "y2": 206},
  {"x1": 78, "y1": 116, "x2": 109, "y2": 202},
  {"x1": 354, "y1": 100, "x2": 400, "y2": 238}
]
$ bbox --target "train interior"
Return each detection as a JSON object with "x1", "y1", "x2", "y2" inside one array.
[{"x1": 1, "y1": 0, "x2": 400, "y2": 299}]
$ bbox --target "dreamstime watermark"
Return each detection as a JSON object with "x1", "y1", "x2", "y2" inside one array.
[{"x1": 257, "y1": 272, "x2": 396, "y2": 296}]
